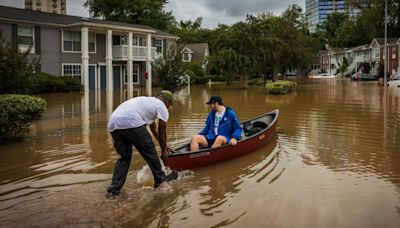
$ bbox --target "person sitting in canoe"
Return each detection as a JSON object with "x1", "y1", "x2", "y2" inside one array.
[{"x1": 190, "y1": 96, "x2": 242, "y2": 151}]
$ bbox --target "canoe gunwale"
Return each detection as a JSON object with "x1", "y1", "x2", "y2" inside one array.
[{"x1": 167, "y1": 109, "x2": 279, "y2": 158}]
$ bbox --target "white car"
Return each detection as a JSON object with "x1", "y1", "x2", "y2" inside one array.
[{"x1": 387, "y1": 75, "x2": 400, "y2": 87}]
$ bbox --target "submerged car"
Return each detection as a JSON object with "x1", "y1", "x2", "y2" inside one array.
[{"x1": 387, "y1": 75, "x2": 400, "y2": 87}]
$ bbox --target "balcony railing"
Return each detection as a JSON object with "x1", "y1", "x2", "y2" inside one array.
[{"x1": 112, "y1": 45, "x2": 159, "y2": 60}]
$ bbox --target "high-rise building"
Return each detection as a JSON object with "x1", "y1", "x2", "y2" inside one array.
[
  {"x1": 306, "y1": 0, "x2": 361, "y2": 32},
  {"x1": 25, "y1": 0, "x2": 66, "y2": 14}
]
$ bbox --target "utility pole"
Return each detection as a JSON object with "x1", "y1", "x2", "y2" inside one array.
[{"x1": 384, "y1": 0, "x2": 388, "y2": 86}]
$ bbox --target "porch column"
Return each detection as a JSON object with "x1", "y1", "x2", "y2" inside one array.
[
  {"x1": 106, "y1": 30, "x2": 113, "y2": 90},
  {"x1": 127, "y1": 32, "x2": 133, "y2": 90},
  {"x1": 146, "y1": 33, "x2": 152, "y2": 92},
  {"x1": 81, "y1": 27, "x2": 89, "y2": 91}
]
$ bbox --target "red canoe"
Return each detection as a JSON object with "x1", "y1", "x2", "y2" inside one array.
[{"x1": 164, "y1": 109, "x2": 279, "y2": 171}]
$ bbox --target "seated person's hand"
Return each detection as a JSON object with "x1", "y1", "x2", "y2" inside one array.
[{"x1": 230, "y1": 138, "x2": 237, "y2": 146}]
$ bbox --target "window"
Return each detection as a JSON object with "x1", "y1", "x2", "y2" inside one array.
[
  {"x1": 152, "y1": 38, "x2": 163, "y2": 53},
  {"x1": 124, "y1": 65, "x2": 139, "y2": 84},
  {"x1": 392, "y1": 47, "x2": 397, "y2": 58},
  {"x1": 182, "y1": 51, "x2": 190, "y2": 61},
  {"x1": 63, "y1": 31, "x2": 95, "y2": 52},
  {"x1": 63, "y1": 64, "x2": 81, "y2": 81},
  {"x1": 63, "y1": 31, "x2": 81, "y2": 52},
  {"x1": 17, "y1": 26, "x2": 35, "y2": 53}
]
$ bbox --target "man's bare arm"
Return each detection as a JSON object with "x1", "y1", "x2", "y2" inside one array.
[
  {"x1": 158, "y1": 120, "x2": 167, "y2": 154},
  {"x1": 150, "y1": 122, "x2": 159, "y2": 140}
]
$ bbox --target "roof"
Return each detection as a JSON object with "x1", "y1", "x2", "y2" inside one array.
[
  {"x1": 178, "y1": 43, "x2": 209, "y2": 64},
  {"x1": 373, "y1": 38, "x2": 399, "y2": 46},
  {"x1": 0, "y1": 6, "x2": 178, "y2": 38}
]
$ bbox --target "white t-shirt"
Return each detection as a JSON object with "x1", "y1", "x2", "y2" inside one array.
[
  {"x1": 107, "y1": 96, "x2": 169, "y2": 132},
  {"x1": 214, "y1": 107, "x2": 226, "y2": 135}
]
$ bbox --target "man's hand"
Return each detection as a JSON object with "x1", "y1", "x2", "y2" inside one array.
[
  {"x1": 230, "y1": 138, "x2": 237, "y2": 146},
  {"x1": 166, "y1": 145, "x2": 175, "y2": 153},
  {"x1": 161, "y1": 149, "x2": 169, "y2": 162}
]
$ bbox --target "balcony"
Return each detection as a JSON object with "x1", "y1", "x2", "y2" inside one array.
[
  {"x1": 363, "y1": 55, "x2": 370, "y2": 62},
  {"x1": 112, "y1": 45, "x2": 159, "y2": 61}
]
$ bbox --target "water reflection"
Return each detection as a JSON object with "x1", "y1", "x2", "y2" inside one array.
[{"x1": 1, "y1": 80, "x2": 400, "y2": 227}]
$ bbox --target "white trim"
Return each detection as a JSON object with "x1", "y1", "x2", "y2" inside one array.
[
  {"x1": 61, "y1": 63, "x2": 82, "y2": 81},
  {"x1": 123, "y1": 64, "x2": 140, "y2": 85}
]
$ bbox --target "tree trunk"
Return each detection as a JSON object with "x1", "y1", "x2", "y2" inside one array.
[{"x1": 272, "y1": 65, "x2": 279, "y2": 82}]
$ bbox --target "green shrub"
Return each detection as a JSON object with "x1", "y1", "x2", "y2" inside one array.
[
  {"x1": 29, "y1": 73, "x2": 82, "y2": 93},
  {"x1": 183, "y1": 62, "x2": 204, "y2": 78},
  {"x1": 265, "y1": 81, "x2": 297, "y2": 95},
  {"x1": 247, "y1": 78, "x2": 264, "y2": 86},
  {"x1": 0, "y1": 94, "x2": 46, "y2": 142}
]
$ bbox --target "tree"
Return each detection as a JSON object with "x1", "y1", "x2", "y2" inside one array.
[
  {"x1": 0, "y1": 31, "x2": 36, "y2": 94},
  {"x1": 152, "y1": 48, "x2": 186, "y2": 92},
  {"x1": 84, "y1": 0, "x2": 174, "y2": 30}
]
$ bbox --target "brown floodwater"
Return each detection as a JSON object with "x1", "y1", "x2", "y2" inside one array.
[{"x1": 1, "y1": 79, "x2": 400, "y2": 227}]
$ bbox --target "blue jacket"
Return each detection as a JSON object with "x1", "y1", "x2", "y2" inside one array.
[{"x1": 199, "y1": 107, "x2": 242, "y2": 141}]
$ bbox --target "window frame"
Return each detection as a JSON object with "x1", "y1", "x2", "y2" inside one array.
[
  {"x1": 62, "y1": 30, "x2": 96, "y2": 53},
  {"x1": 62, "y1": 63, "x2": 82, "y2": 82},
  {"x1": 17, "y1": 25, "x2": 35, "y2": 54},
  {"x1": 123, "y1": 64, "x2": 140, "y2": 85}
]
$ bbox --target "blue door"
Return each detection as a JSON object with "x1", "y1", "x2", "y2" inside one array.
[
  {"x1": 113, "y1": 66, "x2": 121, "y2": 89},
  {"x1": 100, "y1": 66, "x2": 106, "y2": 89},
  {"x1": 89, "y1": 65, "x2": 95, "y2": 90}
]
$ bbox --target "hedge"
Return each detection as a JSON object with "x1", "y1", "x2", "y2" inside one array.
[
  {"x1": 29, "y1": 73, "x2": 82, "y2": 93},
  {"x1": 0, "y1": 94, "x2": 46, "y2": 142},
  {"x1": 265, "y1": 81, "x2": 297, "y2": 94}
]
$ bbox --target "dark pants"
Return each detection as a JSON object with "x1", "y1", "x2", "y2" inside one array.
[{"x1": 110, "y1": 126, "x2": 165, "y2": 190}]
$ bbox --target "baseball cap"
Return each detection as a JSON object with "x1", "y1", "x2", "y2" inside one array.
[
  {"x1": 206, "y1": 96, "x2": 223, "y2": 105},
  {"x1": 158, "y1": 90, "x2": 173, "y2": 103}
]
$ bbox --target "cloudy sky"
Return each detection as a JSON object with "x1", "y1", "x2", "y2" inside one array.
[{"x1": 0, "y1": 0, "x2": 305, "y2": 28}]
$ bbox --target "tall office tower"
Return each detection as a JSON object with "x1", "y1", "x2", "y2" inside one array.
[
  {"x1": 25, "y1": 0, "x2": 66, "y2": 14},
  {"x1": 306, "y1": 0, "x2": 362, "y2": 32}
]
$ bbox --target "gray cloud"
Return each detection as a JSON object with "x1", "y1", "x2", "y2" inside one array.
[
  {"x1": 166, "y1": 0, "x2": 305, "y2": 28},
  {"x1": 0, "y1": 0, "x2": 305, "y2": 29},
  {"x1": 67, "y1": 0, "x2": 89, "y2": 17}
]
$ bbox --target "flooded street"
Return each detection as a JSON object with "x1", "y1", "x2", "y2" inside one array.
[{"x1": 1, "y1": 79, "x2": 400, "y2": 227}]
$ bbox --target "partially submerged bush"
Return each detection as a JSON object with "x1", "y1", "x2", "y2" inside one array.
[
  {"x1": 0, "y1": 94, "x2": 46, "y2": 142},
  {"x1": 29, "y1": 73, "x2": 82, "y2": 93},
  {"x1": 265, "y1": 81, "x2": 297, "y2": 94}
]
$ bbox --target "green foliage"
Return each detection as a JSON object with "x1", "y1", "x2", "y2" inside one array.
[
  {"x1": 153, "y1": 49, "x2": 186, "y2": 92},
  {"x1": 247, "y1": 79, "x2": 264, "y2": 86},
  {"x1": 0, "y1": 94, "x2": 46, "y2": 142},
  {"x1": 315, "y1": 0, "x2": 400, "y2": 47},
  {"x1": 0, "y1": 31, "x2": 36, "y2": 94},
  {"x1": 183, "y1": 62, "x2": 204, "y2": 78},
  {"x1": 84, "y1": 0, "x2": 174, "y2": 30},
  {"x1": 338, "y1": 57, "x2": 349, "y2": 74},
  {"x1": 208, "y1": 75, "x2": 227, "y2": 82},
  {"x1": 29, "y1": 73, "x2": 82, "y2": 93},
  {"x1": 265, "y1": 81, "x2": 297, "y2": 95}
]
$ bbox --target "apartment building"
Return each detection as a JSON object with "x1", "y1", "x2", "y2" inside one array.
[{"x1": 0, "y1": 6, "x2": 179, "y2": 91}]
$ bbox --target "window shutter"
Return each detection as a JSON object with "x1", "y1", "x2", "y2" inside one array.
[
  {"x1": 11, "y1": 24, "x2": 17, "y2": 51},
  {"x1": 35, "y1": 26, "x2": 41, "y2": 54}
]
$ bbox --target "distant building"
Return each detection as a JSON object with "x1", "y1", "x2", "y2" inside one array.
[
  {"x1": 25, "y1": 0, "x2": 66, "y2": 14},
  {"x1": 178, "y1": 43, "x2": 210, "y2": 71},
  {"x1": 306, "y1": 0, "x2": 363, "y2": 32}
]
